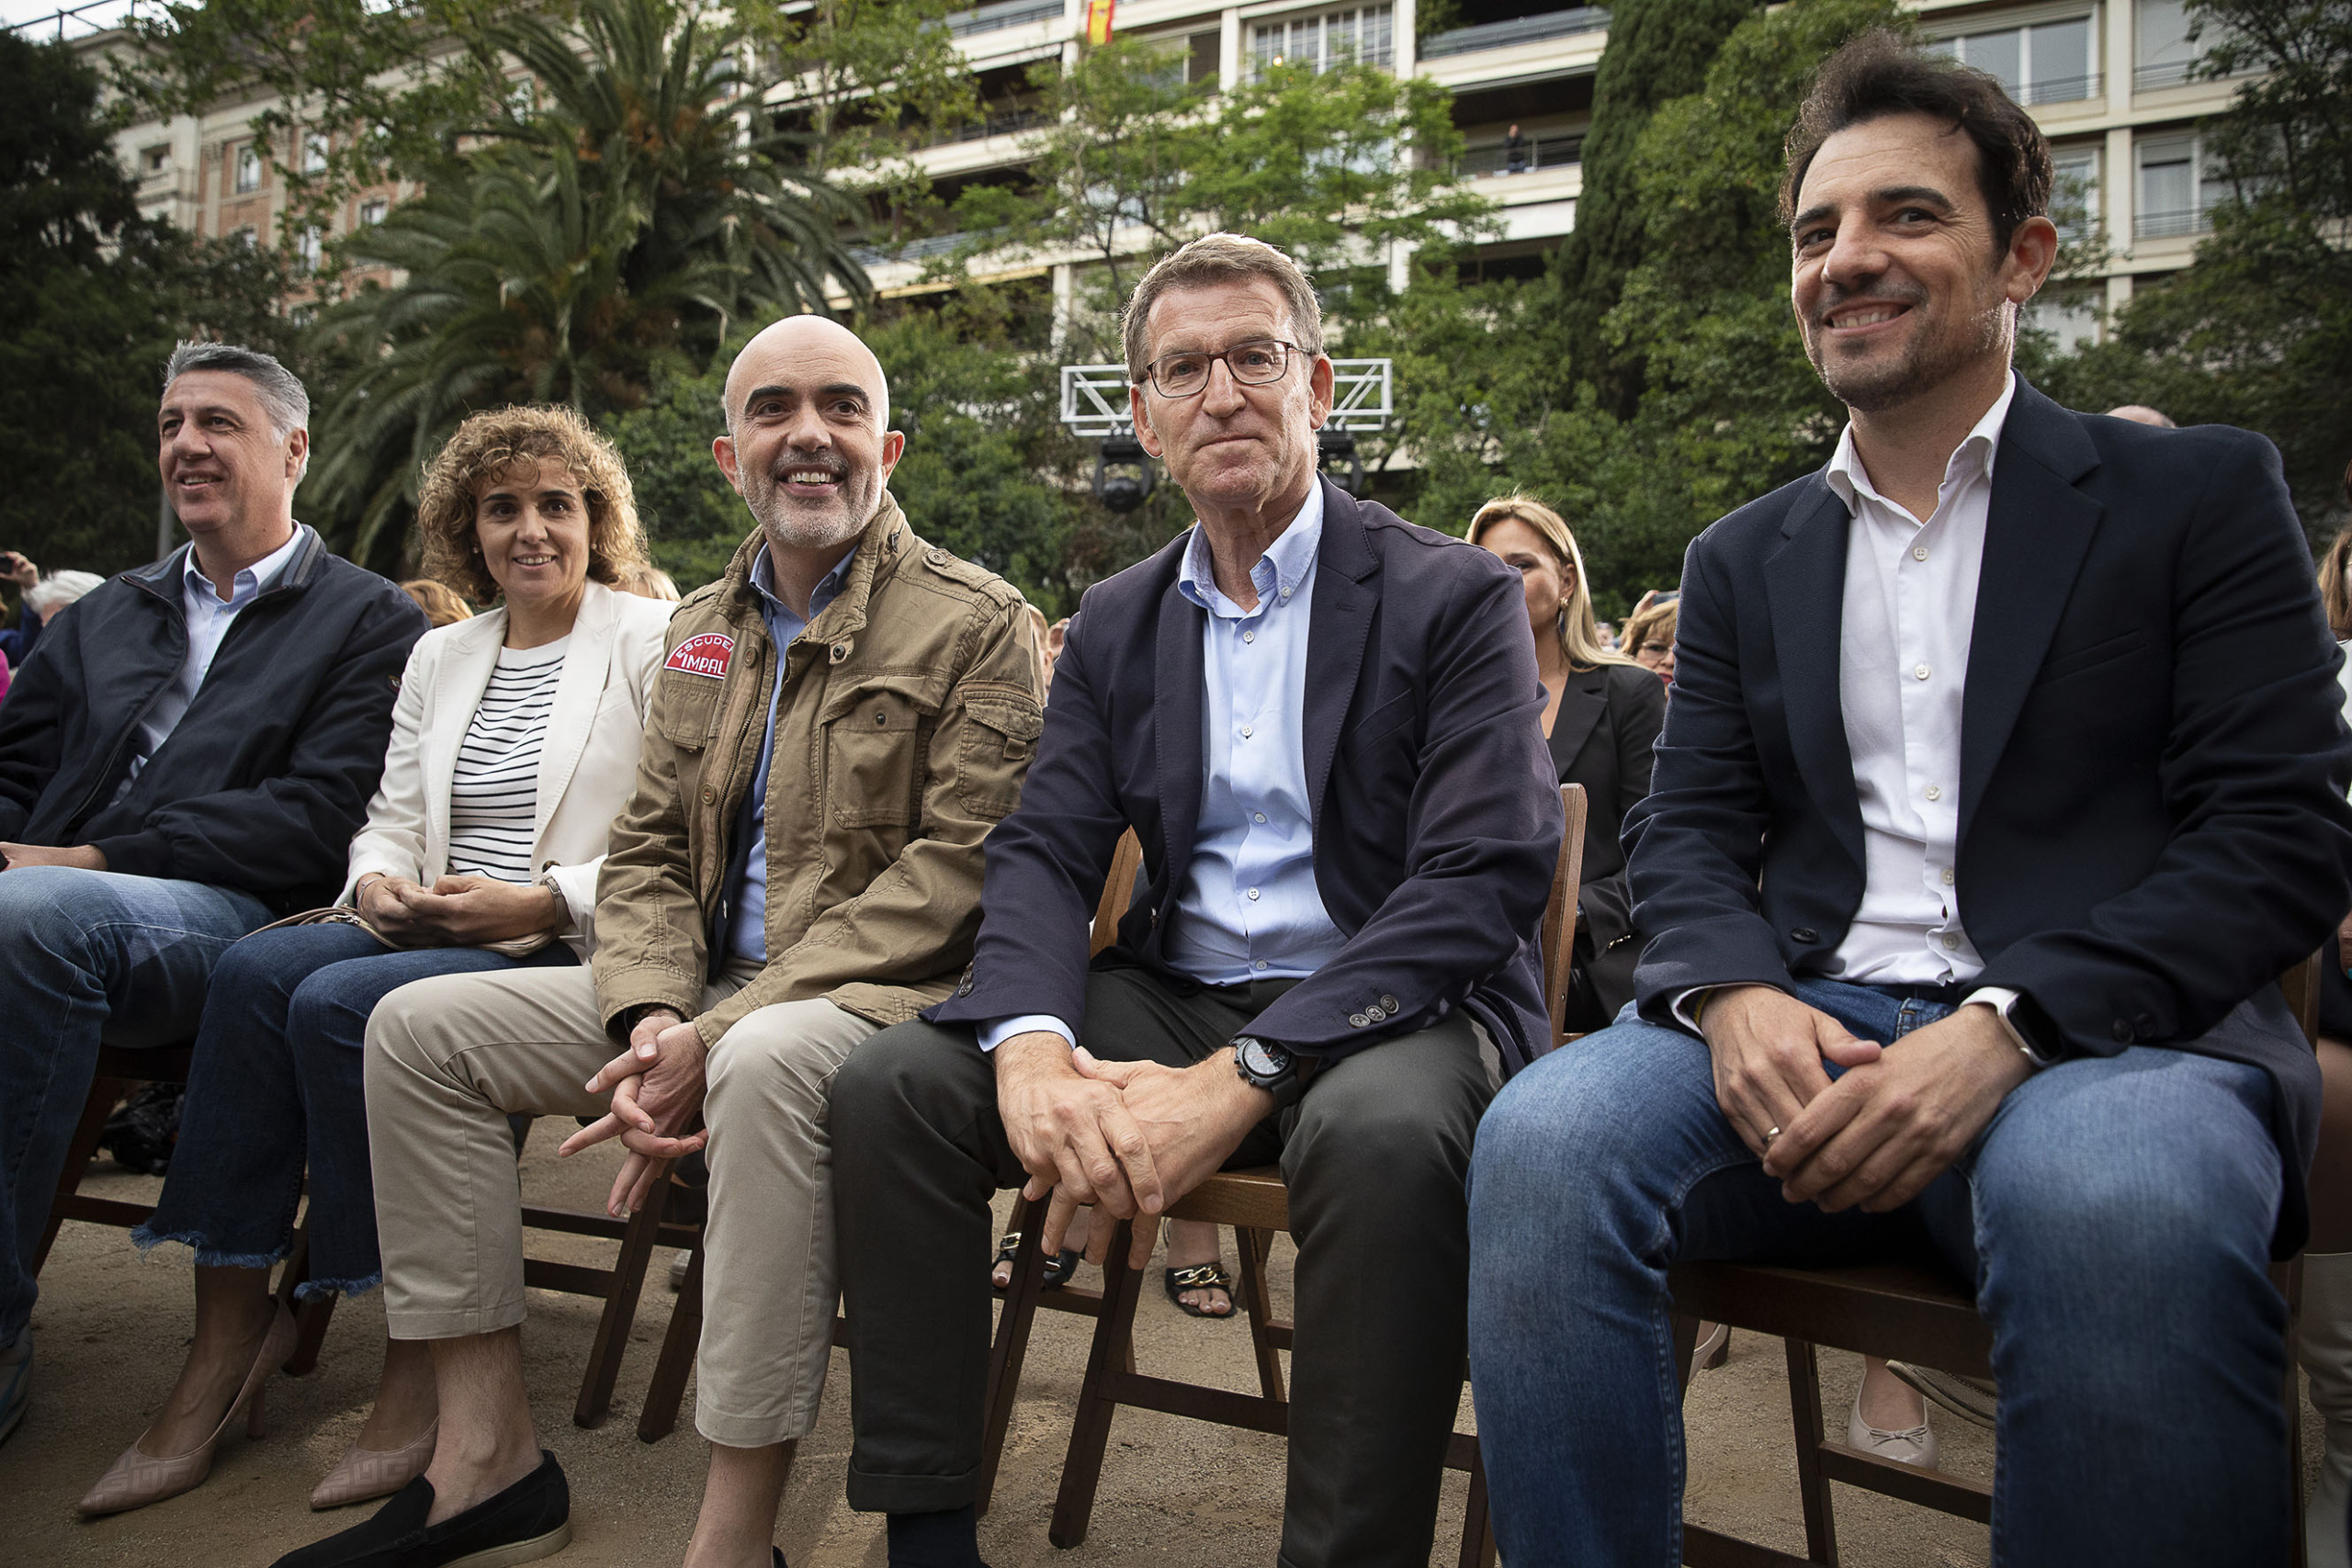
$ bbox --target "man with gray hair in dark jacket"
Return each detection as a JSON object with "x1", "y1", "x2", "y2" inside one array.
[{"x1": 0, "y1": 343, "x2": 424, "y2": 1446}]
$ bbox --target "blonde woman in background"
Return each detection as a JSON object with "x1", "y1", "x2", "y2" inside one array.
[{"x1": 400, "y1": 579, "x2": 474, "y2": 628}]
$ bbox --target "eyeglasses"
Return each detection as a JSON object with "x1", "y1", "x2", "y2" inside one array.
[{"x1": 1141, "y1": 339, "x2": 1299, "y2": 399}]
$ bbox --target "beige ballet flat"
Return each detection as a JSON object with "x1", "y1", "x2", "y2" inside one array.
[
  {"x1": 310, "y1": 1418, "x2": 437, "y2": 1510},
  {"x1": 78, "y1": 1303, "x2": 297, "y2": 1517}
]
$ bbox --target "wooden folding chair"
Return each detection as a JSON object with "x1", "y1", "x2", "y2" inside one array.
[
  {"x1": 1668, "y1": 952, "x2": 2326, "y2": 1568},
  {"x1": 37, "y1": 1044, "x2": 338, "y2": 1373},
  {"x1": 1044, "y1": 784, "x2": 1590, "y2": 1565}
]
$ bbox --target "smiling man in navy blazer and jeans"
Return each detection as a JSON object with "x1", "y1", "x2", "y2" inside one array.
[
  {"x1": 830, "y1": 232, "x2": 1563, "y2": 1568},
  {"x1": 1465, "y1": 34, "x2": 2352, "y2": 1568}
]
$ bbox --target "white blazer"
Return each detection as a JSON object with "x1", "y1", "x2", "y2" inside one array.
[{"x1": 340, "y1": 579, "x2": 673, "y2": 957}]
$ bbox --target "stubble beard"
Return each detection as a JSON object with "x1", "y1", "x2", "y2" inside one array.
[
  {"x1": 742, "y1": 461, "x2": 877, "y2": 558},
  {"x1": 1808, "y1": 291, "x2": 2015, "y2": 415}
]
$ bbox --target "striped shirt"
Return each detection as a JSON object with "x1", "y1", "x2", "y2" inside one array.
[{"x1": 445, "y1": 636, "x2": 570, "y2": 884}]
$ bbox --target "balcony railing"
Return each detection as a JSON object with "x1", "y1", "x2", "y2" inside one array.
[
  {"x1": 1420, "y1": 6, "x2": 1610, "y2": 60},
  {"x1": 2133, "y1": 60, "x2": 2202, "y2": 92},
  {"x1": 2014, "y1": 72, "x2": 2100, "y2": 106},
  {"x1": 1461, "y1": 134, "x2": 1583, "y2": 178},
  {"x1": 849, "y1": 231, "x2": 980, "y2": 266},
  {"x1": 2134, "y1": 205, "x2": 2213, "y2": 240},
  {"x1": 944, "y1": 0, "x2": 1062, "y2": 38},
  {"x1": 924, "y1": 105, "x2": 1052, "y2": 148}
]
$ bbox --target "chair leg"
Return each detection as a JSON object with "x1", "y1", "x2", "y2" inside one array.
[
  {"x1": 275, "y1": 1221, "x2": 337, "y2": 1376},
  {"x1": 574, "y1": 1177, "x2": 673, "y2": 1429},
  {"x1": 1048, "y1": 1218, "x2": 1147, "y2": 1550},
  {"x1": 978, "y1": 1199, "x2": 1050, "y2": 1516},
  {"x1": 1460, "y1": 1449, "x2": 1499, "y2": 1568},
  {"x1": 638, "y1": 1240, "x2": 704, "y2": 1443},
  {"x1": 33, "y1": 1074, "x2": 132, "y2": 1275},
  {"x1": 1672, "y1": 1313, "x2": 1702, "y2": 1396},
  {"x1": 1236, "y1": 1226, "x2": 1286, "y2": 1403},
  {"x1": 2280, "y1": 1257, "x2": 2307, "y2": 1568},
  {"x1": 1783, "y1": 1337, "x2": 1840, "y2": 1567}
]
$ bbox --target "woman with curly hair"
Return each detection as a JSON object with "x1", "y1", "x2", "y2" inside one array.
[{"x1": 88, "y1": 408, "x2": 674, "y2": 1519}]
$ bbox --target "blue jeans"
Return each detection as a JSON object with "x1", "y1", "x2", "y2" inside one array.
[
  {"x1": 138, "y1": 922, "x2": 577, "y2": 1297},
  {"x1": 0, "y1": 866, "x2": 274, "y2": 1345},
  {"x1": 1467, "y1": 979, "x2": 2290, "y2": 1568}
]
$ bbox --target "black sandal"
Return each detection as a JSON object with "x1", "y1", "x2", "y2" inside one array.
[
  {"x1": 1164, "y1": 1261, "x2": 1236, "y2": 1319},
  {"x1": 991, "y1": 1232, "x2": 1081, "y2": 1292}
]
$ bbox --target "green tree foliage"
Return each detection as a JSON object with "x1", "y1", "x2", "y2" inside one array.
[
  {"x1": 0, "y1": 31, "x2": 300, "y2": 578},
  {"x1": 1547, "y1": 0, "x2": 1756, "y2": 418},
  {"x1": 947, "y1": 39, "x2": 1494, "y2": 358},
  {"x1": 2044, "y1": 0, "x2": 2352, "y2": 536},
  {"x1": 1380, "y1": 0, "x2": 1905, "y2": 614},
  {"x1": 300, "y1": 0, "x2": 869, "y2": 573},
  {"x1": 605, "y1": 289, "x2": 1082, "y2": 609}
]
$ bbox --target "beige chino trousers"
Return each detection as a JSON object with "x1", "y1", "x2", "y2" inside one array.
[{"x1": 364, "y1": 959, "x2": 878, "y2": 1448}]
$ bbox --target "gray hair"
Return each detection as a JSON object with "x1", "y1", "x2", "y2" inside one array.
[
  {"x1": 164, "y1": 341, "x2": 311, "y2": 478},
  {"x1": 25, "y1": 570, "x2": 105, "y2": 617},
  {"x1": 1120, "y1": 233, "x2": 1326, "y2": 381}
]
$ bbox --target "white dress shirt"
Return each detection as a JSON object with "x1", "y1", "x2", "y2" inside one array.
[
  {"x1": 1823, "y1": 372, "x2": 2017, "y2": 986},
  {"x1": 116, "y1": 525, "x2": 309, "y2": 801},
  {"x1": 979, "y1": 482, "x2": 1342, "y2": 1052}
]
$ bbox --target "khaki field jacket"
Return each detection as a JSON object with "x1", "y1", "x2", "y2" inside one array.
[{"x1": 591, "y1": 497, "x2": 1042, "y2": 1046}]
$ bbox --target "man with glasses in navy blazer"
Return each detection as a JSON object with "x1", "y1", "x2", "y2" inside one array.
[{"x1": 828, "y1": 233, "x2": 1563, "y2": 1568}]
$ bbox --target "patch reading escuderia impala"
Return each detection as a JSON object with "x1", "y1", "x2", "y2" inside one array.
[{"x1": 666, "y1": 632, "x2": 734, "y2": 680}]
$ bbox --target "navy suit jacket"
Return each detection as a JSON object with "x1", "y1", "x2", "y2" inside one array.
[
  {"x1": 1625, "y1": 380, "x2": 2352, "y2": 1245},
  {"x1": 930, "y1": 477, "x2": 1566, "y2": 1075}
]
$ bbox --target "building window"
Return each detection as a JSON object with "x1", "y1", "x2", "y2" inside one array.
[
  {"x1": 1924, "y1": 16, "x2": 2095, "y2": 105},
  {"x1": 2135, "y1": 131, "x2": 2229, "y2": 238},
  {"x1": 2135, "y1": 0, "x2": 2202, "y2": 91},
  {"x1": 143, "y1": 145, "x2": 171, "y2": 175},
  {"x1": 360, "y1": 198, "x2": 389, "y2": 225},
  {"x1": 231, "y1": 225, "x2": 258, "y2": 247},
  {"x1": 2051, "y1": 144, "x2": 2101, "y2": 243},
  {"x1": 295, "y1": 227, "x2": 323, "y2": 274},
  {"x1": 1252, "y1": 5, "x2": 1393, "y2": 77},
  {"x1": 2025, "y1": 288, "x2": 2102, "y2": 354},
  {"x1": 302, "y1": 132, "x2": 329, "y2": 174},
  {"x1": 234, "y1": 145, "x2": 263, "y2": 193}
]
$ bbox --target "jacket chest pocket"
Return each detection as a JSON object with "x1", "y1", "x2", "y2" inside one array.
[
  {"x1": 653, "y1": 667, "x2": 728, "y2": 807},
  {"x1": 826, "y1": 685, "x2": 927, "y2": 827}
]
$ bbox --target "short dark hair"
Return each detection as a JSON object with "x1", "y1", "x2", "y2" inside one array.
[{"x1": 1781, "y1": 29, "x2": 2054, "y2": 255}]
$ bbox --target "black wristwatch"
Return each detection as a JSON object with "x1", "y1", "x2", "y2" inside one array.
[{"x1": 1232, "y1": 1035, "x2": 1311, "y2": 1110}]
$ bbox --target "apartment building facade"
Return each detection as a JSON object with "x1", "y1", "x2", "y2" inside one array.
[{"x1": 38, "y1": 0, "x2": 2255, "y2": 344}]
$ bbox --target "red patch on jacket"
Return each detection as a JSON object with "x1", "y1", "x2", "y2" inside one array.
[{"x1": 666, "y1": 632, "x2": 734, "y2": 680}]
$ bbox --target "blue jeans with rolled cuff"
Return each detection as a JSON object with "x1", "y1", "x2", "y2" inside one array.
[
  {"x1": 1467, "y1": 978, "x2": 2290, "y2": 1568},
  {"x1": 137, "y1": 922, "x2": 576, "y2": 1297},
  {"x1": 0, "y1": 866, "x2": 276, "y2": 1347}
]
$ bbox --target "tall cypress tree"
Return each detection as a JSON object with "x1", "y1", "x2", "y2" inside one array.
[{"x1": 1549, "y1": 0, "x2": 1755, "y2": 419}]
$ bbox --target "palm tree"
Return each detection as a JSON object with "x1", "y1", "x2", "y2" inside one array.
[{"x1": 304, "y1": 0, "x2": 867, "y2": 573}]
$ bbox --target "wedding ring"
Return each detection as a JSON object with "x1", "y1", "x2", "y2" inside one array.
[{"x1": 1763, "y1": 1126, "x2": 1781, "y2": 1148}]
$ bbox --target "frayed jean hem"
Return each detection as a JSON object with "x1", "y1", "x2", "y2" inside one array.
[
  {"x1": 130, "y1": 1224, "x2": 287, "y2": 1272},
  {"x1": 294, "y1": 1271, "x2": 380, "y2": 1302}
]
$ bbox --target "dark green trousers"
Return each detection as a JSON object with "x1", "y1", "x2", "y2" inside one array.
[{"x1": 831, "y1": 961, "x2": 1496, "y2": 1568}]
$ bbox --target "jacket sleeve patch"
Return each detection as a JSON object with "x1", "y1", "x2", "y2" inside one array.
[{"x1": 666, "y1": 632, "x2": 734, "y2": 680}]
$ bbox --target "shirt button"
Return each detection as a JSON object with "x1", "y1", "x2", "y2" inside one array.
[
  {"x1": 1253, "y1": 812, "x2": 1267, "y2": 824},
  {"x1": 1254, "y1": 960, "x2": 1269, "y2": 970},
  {"x1": 1914, "y1": 663, "x2": 1931, "y2": 681},
  {"x1": 1941, "y1": 933, "x2": 1961, "y2": 950},
  {"x1": 1925, "y1": 784, "x2": 1942, "y2": 801},
  {"x1": 1912, "y1": 546, "x2": 1928, "y2": 561},
  {"x1": 1941, "y1": 867, "x2": 1955, "y2": 886},
  {"x1": 1247, "y1": 887, "x2": 1261, "y2": 900},
  {"x1": 1239, "y1": 726, "x2": 1253, "y2": 739},
  {"x1": 1280, "y1": 588, "x2": 1292, "y2": 600},
  {"x1": 1243, "y1": 630, "x2": 1256, "y2": 644}
]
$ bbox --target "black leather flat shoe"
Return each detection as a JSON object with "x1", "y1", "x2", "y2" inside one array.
[{"x1": 269, "y1": 1449, "x2": 571, "y2": 1567}]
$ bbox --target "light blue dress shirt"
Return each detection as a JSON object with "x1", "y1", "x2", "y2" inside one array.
[
  {"x1": 981, "y1": 483, "x2": 1342, "y2": 1051},
  {"x1": 115, "y1": 525, "x2": 310, "y2": 803},
  {"x1": 724, "y1": 541, "x2": 855, "y2": 964}
]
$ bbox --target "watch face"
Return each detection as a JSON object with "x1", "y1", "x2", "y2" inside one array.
[{"x1": 1237, "y1": 1036, "x2": 1287, "y2": 1077}]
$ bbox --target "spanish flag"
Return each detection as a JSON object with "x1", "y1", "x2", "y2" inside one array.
[{"x1": 1085, "y1": 0, "x2": 1114, "y2": 45}]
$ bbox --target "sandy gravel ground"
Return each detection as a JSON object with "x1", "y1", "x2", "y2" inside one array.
[{"x1": 3, "y1": 1136, "x2": 2319, "y2": 1565}]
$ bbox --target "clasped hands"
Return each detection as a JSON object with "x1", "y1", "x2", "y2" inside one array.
[
  {"x1": 356, "y1": 872, "x2": 560, "y2": 946},
  {"x1": 996, "y1": 1032, "x2": 1275, "y2": 1271},
  {"x1": 1702, "y1": 984, "x2": 2032, "y2": 1214},
  {"x1": 559, "y1": 1006, "x2": 709, "y2": 1219}
]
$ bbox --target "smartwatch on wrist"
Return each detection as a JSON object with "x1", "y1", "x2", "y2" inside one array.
[
  {"x1": 1232, "y1": 1035, "x2": 1312, "y2": 1110},
  {"x1": 1967, "y1": 986, "x2": 2064, "y2": 1068}
]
